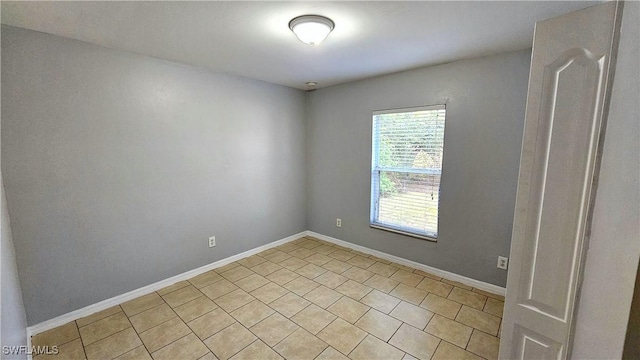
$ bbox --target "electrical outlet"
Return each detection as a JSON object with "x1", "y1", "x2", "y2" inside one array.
[
  {"x1": 336, "y1": 218, "x2": 342, "y2": 228},
  {"x1": 209, "y1": 236, "x2": 216, "y2": 248},
  {"x1": 497, "y1": 256, "x2": 508, "y2": 270}
]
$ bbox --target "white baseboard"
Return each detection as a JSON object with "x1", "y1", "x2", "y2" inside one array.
[
  {"x1": 305, "y1": 231, "x2": 506, "y2": 296},
  {"x1": 26, "y1": 231, "x2": 306, "y2": 337},
  {"x1": 28, "y1": 229, "x2": 505, "y2": 338}
]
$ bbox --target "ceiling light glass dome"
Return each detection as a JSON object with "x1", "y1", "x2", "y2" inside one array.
[{"x1": 289, "y1": 15, "x2": 335, "y2": 46}]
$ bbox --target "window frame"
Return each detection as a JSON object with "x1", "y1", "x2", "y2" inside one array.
[{"x1": 369, "y1": 104, "x2": 446, "y2": 242}]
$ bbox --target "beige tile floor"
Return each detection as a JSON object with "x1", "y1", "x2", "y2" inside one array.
[{"x1": 32, "y1": 237, "x2": 504, "y2": 360}]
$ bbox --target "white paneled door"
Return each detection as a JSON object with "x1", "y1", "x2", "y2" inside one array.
[{"x1": 499, "y1": 2, "x2": 622, "y2": 359}]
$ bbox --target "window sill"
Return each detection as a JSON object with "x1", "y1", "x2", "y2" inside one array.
[{"x1": 370, "y1": 224, "x2": 438, "y2": 243}]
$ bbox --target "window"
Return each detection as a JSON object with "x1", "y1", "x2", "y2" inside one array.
[{"x1": 370, "y1": 105, "x2": 446, "y2": 240}]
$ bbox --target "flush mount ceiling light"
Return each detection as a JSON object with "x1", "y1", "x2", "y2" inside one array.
[{"x1": 289, "y1": 15, "x2": 335, "y2": 46}]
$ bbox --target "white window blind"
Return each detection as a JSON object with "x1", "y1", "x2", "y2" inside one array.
[{"x1": 370, "y1": 105, "x2": 446, "y2": 240}]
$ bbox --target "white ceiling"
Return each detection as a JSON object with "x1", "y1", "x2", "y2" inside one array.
[{"x1": 1, "y1": 1, "x2": 599, "y2": 90}]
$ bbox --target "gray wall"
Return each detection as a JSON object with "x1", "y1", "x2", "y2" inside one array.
[
  {"x1": 306, "y1": 50, "x2": 531, "y2": 287},
  {"x1": 1, "y1": 26, "x2": 307, "y2": 325},
  {"x1": 1, "y1": 26, "x2": 28, "y2": 357},
  {"x1": 572, "y1": 2, "x2": 640, "y2": 358},
  {"x1": 1, "y1": 179, "x2": 28, "y2": 356}
]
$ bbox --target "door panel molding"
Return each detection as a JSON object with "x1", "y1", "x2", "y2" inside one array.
[
  {"x1": 514, "y1": 324, "x2": 563, "y2": 360},
  {"x1": 519, "y1": 47, "x2": 604, "y2": 322}
]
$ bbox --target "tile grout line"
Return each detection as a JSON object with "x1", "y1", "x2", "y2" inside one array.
[
  {"x1": 83, "y1": 327, "x2": 137, "y2": 357},
  {"x1": 197, "y1": 319, "x2": 236, "y2": 343},
  {"x1": 277, "y1": 240, "x2": 499, "y2": 357},
  {"x1": 125, "y1": 298, "x2": 170, "y2": 357},
  {"x1": 144, "y1": 331, "x2": 193, "y2": 358},
  {"x1": 423, "y1": 301, "x2": 437, "y2": 331},
  {"x1": 108, "y1": 328, "x2": 144, "y2": 360},
  {"x1": 41, "y1": 237, "x2": 503, "y2": 360},
  {"x1": 382, "y1": 319, "x2": 414, "y2": 357},
  {"x1": 431, "y1": 339, "x2": 445, "y2": 360},
  {"x1": 229, "y1": 338, "x2": 261, "y2": 359},
  {"x1": 344, "y1": 330, "x2": 377, "y2": 359},
  {"x1": 199, "y1": 320, "x2": 256, "y2": 359},
  {"x1": 463, "y1": 328, "x2": 476, "y2": 351},
  {"x1": 114, "y1": 345, "x2": 145, "y2": 360},
  {"x1": 76, "y1": 305, "x2": 124, "y2": 329},
  {"x1": 470, "y1": 326, "x2": 502, "y2": 340},
  {"x1": 47, "y1": 325, "x2": 83, "y2": 349},
  {"x1": 79, "y1": 311, "x2": 137, "y2": 348},
  {"x1": 269, "y1": 322, "x2": 320, "y2": 358},
  {"x1": 79, "y1": 340, "x2": 88, "y2": 360},
  {"x1": 128, "y1": 302, "x2": 176, "y2": 331},
  {"x1": 278, "y1": 242, "x2": 498, "y2": 356}
]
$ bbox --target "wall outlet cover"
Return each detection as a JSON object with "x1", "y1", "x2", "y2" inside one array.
[{"x1": 497, "y1": 256, "x2": 508, "y2": 270}]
